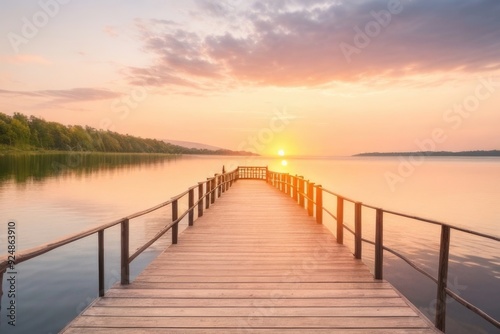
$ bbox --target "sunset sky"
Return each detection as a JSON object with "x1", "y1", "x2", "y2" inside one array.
[{"x1": 1, "y1": 0, "x2": 499, "y2": 156}]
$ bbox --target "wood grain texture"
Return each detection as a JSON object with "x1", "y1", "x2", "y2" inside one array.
[{"x1": 61, "y1": 180, "x2": 438, "y2": 333}]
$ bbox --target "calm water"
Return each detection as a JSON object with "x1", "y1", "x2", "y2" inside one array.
[{"x1": 0, "y1": 153, "x2": 499, "y2": 333}]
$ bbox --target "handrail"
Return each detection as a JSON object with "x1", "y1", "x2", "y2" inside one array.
[
  {"x1": 237, "y1": 166, "x2": 268, "y2": 180},
  {"x1": 383, "y1": 245, "x2": 438, "y2": 284},
  {"x1": 0, "y1": 217, "x2": 125, "y2": 269},
  {"x1": 0, "y1": 167, "x2": 239, "y2": 298},
  {"x1": 266, "y1": 169, "x2": 500, "y2": 332}
]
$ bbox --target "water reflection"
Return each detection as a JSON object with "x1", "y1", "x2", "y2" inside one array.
[{"x1": 0, "y1": 153, "x2": 178, "y2": 184}]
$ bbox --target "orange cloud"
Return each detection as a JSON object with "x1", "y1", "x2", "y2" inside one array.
[{"x1": 1, "y1": 54, "x2": 51, "y2": 65}]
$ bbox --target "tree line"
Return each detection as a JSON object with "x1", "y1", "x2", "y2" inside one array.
[{"x1": 0, "y1": 112, "x2": 253, "y2": 155}]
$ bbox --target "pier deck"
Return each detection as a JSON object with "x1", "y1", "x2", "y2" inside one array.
[{"x1": 62, "y1": 180, "x2": 438, "y2": 333}]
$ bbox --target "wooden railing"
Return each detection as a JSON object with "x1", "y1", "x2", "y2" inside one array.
[
  {"x1": 237, "y1": 166, "x2": 268, "y2": 180},
  {"x1": 266, "y1": 170, "x2": 500, "y2": 333},
  {"x1": 0, "y1": 167, "x2": 239, "y2": 298}
]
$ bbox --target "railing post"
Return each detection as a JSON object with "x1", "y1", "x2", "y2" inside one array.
[
  {"x1": 286, "y1": 174, "x2": 291, "y2": 195},
  {"x1": 299, "y1": 177, "x2": 305, "y2": 207},
  {"x1": 316, "y1": 185, "x2": 323, "y2": 224},
  {"x1": 211, "y1": 175, "x2": 216, "y2": 204},
  {"x1": 205, "y1": 179, "x2": 211, "y2": 209},
  {"x1": 98, "y1": 230, "x2": 105, "y2": 296},
  {"x1": 188, "y1": 188, "x2": 194, "y2": 226},
  {"x1": 293, "y1": 175, "x2": 298, "y2": 202},
  {"x1": 221, "y1": 173, "x2": 225, "y2": 193},
  {"x1": 172, "y1": 199, "x2": 178, "y2": 244},
  {"x1": 375, "y1": 209, "x2": 383, "y2": 280},
  {"x1": 354, "y1": 202, "x2": 362, "y2": 259},
  {"x1": 217, "y1": 174, "x2": 222, "y2": 197},
  {"x1": 120, "y1": 219, "x2": 130, "y2": 285},
  {"x1": 307, "y1": 182, "x2": 314, "y2": 216},
  {"x1": 265, "y1": 166, "x2": 268, "y2": 181},
  {"x1": 198, "y1": 182, "x2": 204, "y2": 218},
  {"x1": 236, "y1": 167, "x2": 240, "y2": 181},
  {"x1": 337, "y1": 196, "x2": 344, "y2": 244},
  {"x1": 436, "y1": 225, "x2": 451, "y2": 332}
]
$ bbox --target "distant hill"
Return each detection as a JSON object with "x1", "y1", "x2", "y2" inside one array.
[
  {"x1": 164, "y1": 139, "x2": 223, "y2": 151},
  {"x1": 354, "y1": 150, "x2": 500, "y2": 157}
]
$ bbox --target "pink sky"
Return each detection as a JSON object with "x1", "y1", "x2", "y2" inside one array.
[{"x1": 1, "y1": 0, "x2": 499, "y2": 156}]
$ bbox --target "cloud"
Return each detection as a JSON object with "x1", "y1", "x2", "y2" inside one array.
[
  {"x1": 103, "y1": 25, "x2": 119, "y2": 38},
  {"x1": 127, "y1": 0, "x2": 500, "y2": 90},
  {"x1": 0, "y1": 88, "x2": 122, "y2": 102},
  {"x1": 0, "y1": 54, "x2": 52, "y2": 65}
]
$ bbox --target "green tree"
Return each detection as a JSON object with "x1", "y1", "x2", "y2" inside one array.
[
  {"x1": 10, "y1": 118, "x2": 31, "y2": 146},
  {"x1": 0, "y1": 119, "x2": 12, "y2": 145}
]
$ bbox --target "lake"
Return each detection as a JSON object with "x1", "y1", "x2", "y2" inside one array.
[{"x1": 0, "y1": 153, "x2": 499, "y2": 333}]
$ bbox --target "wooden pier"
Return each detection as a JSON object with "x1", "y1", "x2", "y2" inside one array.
[
  {"x1": 62, "y1": 179, "x2": 438, "y2": 333},
  {"x1": 3, "y1": 166, "x2": 497, "y2": 333}
]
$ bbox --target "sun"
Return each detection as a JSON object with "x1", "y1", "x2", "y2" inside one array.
[{"x1": 278, "y1": 149, "x2": 285, "y2": 157}]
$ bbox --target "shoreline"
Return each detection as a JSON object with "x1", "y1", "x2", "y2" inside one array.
[
  {"x1": 0, "y1": 146, "x2": 256, "y2": 157},
  {"x1": 353, "y1": 150, "x2": 500, "y2": 157}
]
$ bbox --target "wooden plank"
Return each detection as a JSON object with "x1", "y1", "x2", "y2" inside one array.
[
  {"x1": 84, "y1": 306, "x2": 418, "y2": 317},
  {"x1": 138, "y1": 269, "x2": 371, "y2": 276},
  {"x1": 134, "y1": 275, "x2": 378, "y2": 283},
  {"x1": 64, "y1": 329, "x2": 439, "y2": 334},
  {"x1": 143, "y1": 264, "x2": 368, "y2": 270},
  {"x1": 119, "y1": 282, "x2": 394, "y2": 289},
  {"x1": 61, "y1": 180, "x2": 438, "y2": 333},
  {"x1": 104, "y1": 288, "x2": 400, "y2": 298},
  {"x1": 94, "y1": 297, "x2": 410, "y2": 308},
  {"x1": 69, "y1": 316, "x2": 431, "y2": 328}
]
